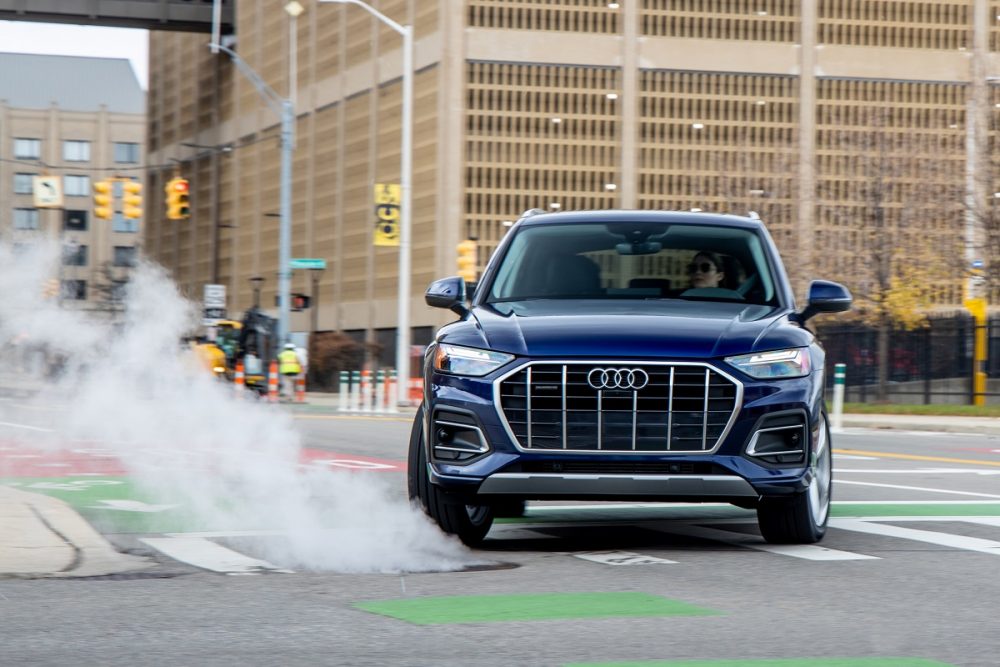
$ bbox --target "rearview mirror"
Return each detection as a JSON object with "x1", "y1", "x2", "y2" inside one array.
[{"x1": 425, "y1": 276, "x2": 469, "y2": 316}]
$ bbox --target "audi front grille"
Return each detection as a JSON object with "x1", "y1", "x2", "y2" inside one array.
[{"x1": 495, "y1": 362, "x2": 742, "y2": 453}]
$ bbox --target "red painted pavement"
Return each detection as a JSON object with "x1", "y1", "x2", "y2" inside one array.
[{"x1": 0, "y1": 441, "x2": 403, "y2": 478}]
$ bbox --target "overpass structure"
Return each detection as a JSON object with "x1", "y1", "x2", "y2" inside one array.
[{"x1": 0, "y1": 0, "x2": 232, "y2": 33}]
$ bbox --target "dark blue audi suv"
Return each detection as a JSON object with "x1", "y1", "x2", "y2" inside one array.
[{"x1": 408, "y1": 210, "x2": 852, "y2": 546}]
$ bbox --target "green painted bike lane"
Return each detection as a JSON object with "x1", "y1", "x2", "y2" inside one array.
[
  {"x1": 0, "y1": 475, "x2": 247, "y2": 534},
  {"x1": 5, "y1": 476, "x2": 1000, "y2": 534}
]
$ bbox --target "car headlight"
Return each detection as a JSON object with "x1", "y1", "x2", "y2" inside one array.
[
  {"x1": 725, "y1": 347, "x2": 811, "y2": 379},
  {"x1": 434, "y1": 343, "x2": 514, "y2": 376}
]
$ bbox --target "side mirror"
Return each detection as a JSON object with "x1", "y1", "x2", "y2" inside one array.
[
  {"x1": 425, "y1": 276, "x2": 469, "y2": 317},
  {"x1": 799, "y1": 280, "x2": 852, "y2": 323}
]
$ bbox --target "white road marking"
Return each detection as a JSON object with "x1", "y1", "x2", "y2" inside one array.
[
  {"x1": 834, "y1": 500, "x2": 1000, "y2": 505},
  {"x1": 140, "y1": 537, "x2": 294, "y2": 574},
  {"x1": 89, "y1": 499, "x2": 179, "y2": 512},
  {"x1": 834, "y1": 468, "x2": 1000, "y2": 475},
  {"x1": 165, "y1": 530, "x2": 284, "y2": 538},
  {"x1": 830, "y1": 518, "x2": 1000, "y2": 556},
  {"x1": 0, "y1": 420, "x2": 52, "y2": 432},
  {"x1": 574, "y1": 550, "x2": 677, "y2": 565},
  {"x1": 835, "y1": 479, "x2": 1000, "y2": 499},
  {"x1": 667, "y1": 523, "x2": 878, "y2": 561}
]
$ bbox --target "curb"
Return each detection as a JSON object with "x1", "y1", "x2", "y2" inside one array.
[{"x1": 0, "y1": 485, "x2": 153, "y2": 579}]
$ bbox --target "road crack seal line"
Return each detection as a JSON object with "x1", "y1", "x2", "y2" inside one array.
[{"x1": 27, "y1": 502, "x2": 82, "y2": 573}]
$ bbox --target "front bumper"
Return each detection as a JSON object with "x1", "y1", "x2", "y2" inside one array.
[{"x1": 425, "y1": 361, "x2": 824, "y2": 502}]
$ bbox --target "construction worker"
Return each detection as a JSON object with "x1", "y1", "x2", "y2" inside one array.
[{"x1": 278, "y1": 342, "x2": 302, "y2": 399}]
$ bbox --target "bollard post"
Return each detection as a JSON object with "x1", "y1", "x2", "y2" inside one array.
[
  {"x1": 350, "y1": 370, "x2": 361, "y2": 412},
  {"x1": 338, "y1": 371, "x2": 348, "y2": 412},
  {"x1": 295, "y1": 374, "x2": 306, "y2": 403},
  {"x1": 234, "y1": 361, "x2": 245, "y2": 397},
  {"x1": 361, "y1": 369, "x2": 372, "y2": 412},
  {"x1": 267, "y1": 360, "x2": 280, "y2": 403},
  {"x1": 387, "y1": 370, "x2": 399, "y2": 413},
  {"x1": 831, "y1": 362, "x2": 846, "y2": 432},
  {"x1": 375, "y1": 369, "x2": 385, "y2": 414}
]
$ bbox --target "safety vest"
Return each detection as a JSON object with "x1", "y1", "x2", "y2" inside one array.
[{"x1": 278, "y1": 349, "x2": 301, "y2": 375}]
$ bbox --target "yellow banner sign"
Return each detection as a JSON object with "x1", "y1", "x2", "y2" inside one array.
[{"x1": 373, "y1": 183, "x2": 400, "y2": 247}]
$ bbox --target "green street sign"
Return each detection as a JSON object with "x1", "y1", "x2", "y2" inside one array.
[{"x1": 289, "y1": 258, "x2": 327, "y2": 270}]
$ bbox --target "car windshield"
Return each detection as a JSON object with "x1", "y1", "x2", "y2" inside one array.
[{"x1": 485, "y1": 221, "x2": 779, "y2": 306}]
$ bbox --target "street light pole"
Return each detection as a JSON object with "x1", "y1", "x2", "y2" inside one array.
[
  {"x1": 209, "y1": 2, "x2": 302, "y2": 346},
  {"x1": 319, "y1": 0, "x2": 413, "y2": 407}
]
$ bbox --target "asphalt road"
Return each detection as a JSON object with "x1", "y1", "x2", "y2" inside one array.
[{"x1": 3, "y1": 413, "x2": 1000, "y2": 667}]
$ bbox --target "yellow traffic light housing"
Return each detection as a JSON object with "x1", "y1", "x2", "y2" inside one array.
[
  {"x1": 456, "y1": 239, "x2": 478, "y2": 284},
  {"x1": 122, "y1": 181, "x2": 143, "y2": 219},
  {"x1": 93, "y1": 180, "x2": 113, "y2": 220},
  {"x1": 165, "y1": 177, "x2": 191, "y2": 220}
]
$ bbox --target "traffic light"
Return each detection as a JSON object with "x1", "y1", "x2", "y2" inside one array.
[
  {"x1": 165, "y1": 177, "x2": 190, "y2": 220},
  {"x1": 93, "y1": 180, "x2": 113, "y2": 220},
  {"x1": 456, "y1": 239, "x2": 478, "y2": 284},
  {"x1": 291, "y1": 293, "x2": 311, "y2": 311},
  {"x1": 122, "y1": 181, "x2": 143, "y2": 219}
]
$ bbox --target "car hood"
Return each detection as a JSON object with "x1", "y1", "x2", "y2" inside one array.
[{"x1": 439, "y1": 299, "x2": 811, "y2": 359}]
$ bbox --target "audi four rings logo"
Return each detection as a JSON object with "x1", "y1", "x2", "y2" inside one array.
[{"x1": 587, "y1": 368, "x2": 649, "y2": 391}]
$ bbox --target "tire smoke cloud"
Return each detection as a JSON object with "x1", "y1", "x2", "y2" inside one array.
[{"x1": 0, "y1": 242, "x2": 477, "y2": 573}]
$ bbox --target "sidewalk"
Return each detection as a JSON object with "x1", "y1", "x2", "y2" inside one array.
[
  {"x1": 838, "y1": 412, "x2": 1000, "y2": 436},
  {"x1": 0, "y1": 485, "x2": 152, "y2": 579}
]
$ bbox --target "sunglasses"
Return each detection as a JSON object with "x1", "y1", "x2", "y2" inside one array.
[{"x1": 687, "y1": 261, "x2": 717, "y2": 274}]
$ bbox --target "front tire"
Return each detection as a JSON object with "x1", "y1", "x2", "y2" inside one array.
[
  {"x1": 756, "y1": 412, "x2": 832, "y2": 544},
  {"x1": 407, "y1": 406, "x2": 494, "y2": 546}
]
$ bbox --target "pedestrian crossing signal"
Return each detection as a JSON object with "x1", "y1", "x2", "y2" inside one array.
[{"x1": 165, "y1": 177, "x2": 190, "y2": 220}]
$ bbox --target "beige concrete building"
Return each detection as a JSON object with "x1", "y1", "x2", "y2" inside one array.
[
  {"x1": 0, "y1": 53, "x2": 145, "y2": 311},
  {"x1": 144, "y1": 1, "x2": 1000, "y2": 361}
]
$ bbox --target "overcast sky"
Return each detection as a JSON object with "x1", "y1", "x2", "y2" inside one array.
[{"x1": 0, "y1": 20, "x2": 148, "y2": 89}]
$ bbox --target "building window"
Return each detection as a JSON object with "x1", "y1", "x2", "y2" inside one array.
[
  {"x1": 64, "y1": 210, "x2": 88, "y2": 232},
  {"x1": 112, "y1": 212, "x2": 139, "y2": 233},
  {"x1": 64, "y1": 175, "x2": 90, "y2": 197},
  {"x1": 13, "y1": 173, "x2": 35, "y2": 194},
  {"x1": 14, "y1": 138, "x2": 41, "y2": 159},
  {"x1": 110, "y1": 280, "x2": 128, "y2": 302},
  {"x1": 62, "y1": 243, "x2": 88, "y2": 266},
  {"x1": 60, "y1": 280, "x2": 87, "y2": 300},
  {"x1": 62, "y1": 140, "x2": 91, "y2": 162},
  {"x1": 13, "y1": 208, "x2": 39, "y2": 230},
  {"x1": 114, "y1": 142, "x2": 140, "y2": 163},
  {"x1": 113, "y1": 245, "x2": 137, "y2": 267}
]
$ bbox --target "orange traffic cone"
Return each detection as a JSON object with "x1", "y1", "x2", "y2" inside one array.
[
  {"x1": 267, "y1": 360, "x2": 279, "y2": 403},
  {"x1": 295, "y1": 374, "x2": 306, "y2": 403},
  {"x1": 234, "y1": 360, "x2": 245, "y2": 395}
]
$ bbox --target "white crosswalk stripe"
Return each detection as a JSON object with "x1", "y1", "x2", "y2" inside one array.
[
  {"x1": 140, "y1": 536, "x2": 294, "y2": 575},
  {"x1": 829, "y1": 518, "x2": 1000, "y2": 556},
  {"x1": 137, "y1": 512, "x2": 1000, "y2": 573}
]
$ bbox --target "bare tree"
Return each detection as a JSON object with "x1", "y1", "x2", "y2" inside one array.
[{"x1": 819, "y1": 106, "x2": 964, "y2": 400}]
